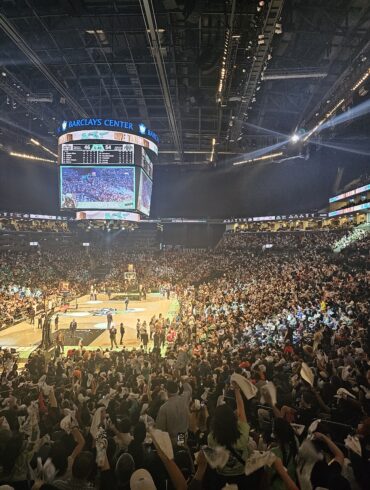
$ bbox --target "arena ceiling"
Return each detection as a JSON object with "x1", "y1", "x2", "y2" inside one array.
[{"x1": 0, "y1": 0, "x2": 369, "y2": 165}]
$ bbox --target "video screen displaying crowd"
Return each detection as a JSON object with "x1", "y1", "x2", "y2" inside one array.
[
  {"x1": 137, "y1": 172, "x2": 152, "y2": 216},
  {"x1": 61, "y1": 167, "x2": 135, "y2": 208},
  {"x1": 0, "y1": 229, "x2": 369, "y2": 490}
]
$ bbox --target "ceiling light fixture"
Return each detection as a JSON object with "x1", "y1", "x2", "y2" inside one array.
[
  {"x1": 217, "y1": 30, "x2": 231, "y2": 100},
  {"x1": 303, "y1": 98, "x2": 345, "y2": 141},
  {"x1": 210, "y1": 138, "x2": 216, "y2": 162},
  {"x1": 290, "y1": 133, "x2": 300, "y2": 143},
  {"x1": 9, "y1": 151, "x2": 56, "y2": 163},
  {"x1": 325, "y1": 98, "x2": 345, "y2": 119},
  {"x1": 275, "y1": 23, "x2": 282, "y2": 34},
  {"x1": 351, "y1": 68, "x2": 370, "y2": 91},
  {"x1": 30, "y1": 138, "x2": 58, "y2": 157},
  {"x1": 233, "y1": 151, "x2": 283, "y2": 166}
]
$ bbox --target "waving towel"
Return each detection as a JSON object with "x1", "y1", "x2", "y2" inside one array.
[
  {"x1": 90, "y1": 406, "x2": 105, "y2": 439},
  {"x1": 260, "y1": 382, "x2": 277, "y2": 406},
  {"x1": 95, "y1": 426, "x2": 108, "y2": 467},
  {"x1": 231, "y1": 373, "x2": 257, "y2": 400}
]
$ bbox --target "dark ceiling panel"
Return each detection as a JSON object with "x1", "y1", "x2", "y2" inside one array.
[{"x1": 0, "y1": 0, "x2": 368, "y2": 164}]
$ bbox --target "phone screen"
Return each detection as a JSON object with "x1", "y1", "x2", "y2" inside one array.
[{"x1": 177, "y1": 432, "x2": 185, "y2": 446}]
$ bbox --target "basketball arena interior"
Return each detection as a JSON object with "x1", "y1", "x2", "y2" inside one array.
[{"x1": 0, "y1": 1, "x2": 369, "y2": 489}]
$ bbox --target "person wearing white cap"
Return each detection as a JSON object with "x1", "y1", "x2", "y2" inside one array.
[{"x1": 130, "y1": 468, "x2": 156, "y2": 490}]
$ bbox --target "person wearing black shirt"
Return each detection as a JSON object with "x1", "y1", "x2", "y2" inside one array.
[
  {"x1": 119, "y1": 323, "x2": 125, "y2": 345},
  {"x1": 28, "y1": 306, "x2": 35, "y2": 325},
  {"x1": 284, "y1": 324, "x2": 294, "y2": 344}
]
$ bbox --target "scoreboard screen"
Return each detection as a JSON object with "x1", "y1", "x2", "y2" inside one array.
[
  {"x1": 141, "y1": 148, "x2": 153, "y2": 179},
  {"x1": 61, "y1": 143, "x2": 134, "y2": 165},
  {"x1": 137, "y1": 169, "x2": 153, "y2": 216},
  {"x1": 58, "y1": 119, "x2": 155, "y2": 215}
]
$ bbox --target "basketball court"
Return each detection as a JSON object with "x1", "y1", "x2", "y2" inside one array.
[{"x1": 0, "y1": 293, "x2": 179, "y2": 359}]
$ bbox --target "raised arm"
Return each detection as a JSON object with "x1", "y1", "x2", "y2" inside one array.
[
  {"x1": 69, "y1": 427, "x2": 85, "y2": 462},
  {"x1": 188, "y1": 449, "x2": 208, "y2": 490},
  {"x1": 311, "y1": 387, "x2": 330, "y2": 413},
  {"x1": 150, "y1": 430, "x2": 187, "y2": 490},
  {"x1": 273, "y1": 457, "x2": 299, "y2": 490},
  {"x1": 233, "y1": 383, "x2": 247, "y2": 423},
  {"x1": 313, "y1": 432, "x2": 344, "y2": 466}
]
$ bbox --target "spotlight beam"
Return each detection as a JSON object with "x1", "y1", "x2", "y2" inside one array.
[
  {"x1": 235, "y1": 140, "x2": 288, "y2": 162},
  {"x1": 233, "y1": 140, "x2": 287, "y2": 166},
  {"x1": 321, "y1": 98, "x2": 370, "y2": 131},
  {"x1": 305, "y1": 98, "x2": 370, "y2": 141},
  {"x1": 244, "y1": 122, "x2": 288, "y2": 139},
  {"x1": 310, "y1": 138, "x2": 370, "y2": 157}
]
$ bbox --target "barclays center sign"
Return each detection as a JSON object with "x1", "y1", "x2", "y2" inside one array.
[{"x1": 57, "y1": 118, "x2": 160, "y2": 143}]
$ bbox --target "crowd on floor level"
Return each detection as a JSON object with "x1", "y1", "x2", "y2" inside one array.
[{"x1": 0, "y1": 230, "x2": 369, "y2": 490}]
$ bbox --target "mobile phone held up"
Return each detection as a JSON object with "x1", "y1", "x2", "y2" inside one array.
[{"x1": 177, "y1": 432, "x2": 185, "y2": 446}]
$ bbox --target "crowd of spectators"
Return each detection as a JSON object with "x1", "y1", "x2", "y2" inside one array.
[
  {"x1": 0, "y1": 248, "x2": 91, "y2": 328},
  {"x1": 0, "y1": 219, "x2": 69, "y2": 234},
  {"x1": 332, "y1": 228, "x2": 369, "y2": 252},
  {"x1": 0, "y1": 230, "x2": 369, "y2": 490},
  {"x1": 217, "y1": 229, "x2": 349, "y2": 251}
]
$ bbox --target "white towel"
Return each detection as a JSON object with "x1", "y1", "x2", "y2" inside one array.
[
  {"x1": 230, "y1": 373, "x2": 257, "y2": 400},
  {"x1": 151, "y1": 429, "x2": 174, "y2": 460},
  {"x1": 202, "y1": 445, "x2": 230, "y2": 469},
  {"x1": 60, "y1": 410, "x2": 77, "y2": 434},
  {"x1": 244, "y1": 450, "x2": 276, "y2": 475},
  {"x1": 344, "y1": 435, "x2": 361, "y2": 456},
  {"x1": 90, "y1": 406, "x2": 105, "y2": 438},
  {"x1": 95, "y1": 426, "x2": 108, "y2": 467},
  {"x1": 307, "y1": 419, "x2": 321, "y2": 435},
  {"x1": 260, "y1": 382, "x2": 277, "y2": 406}
]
